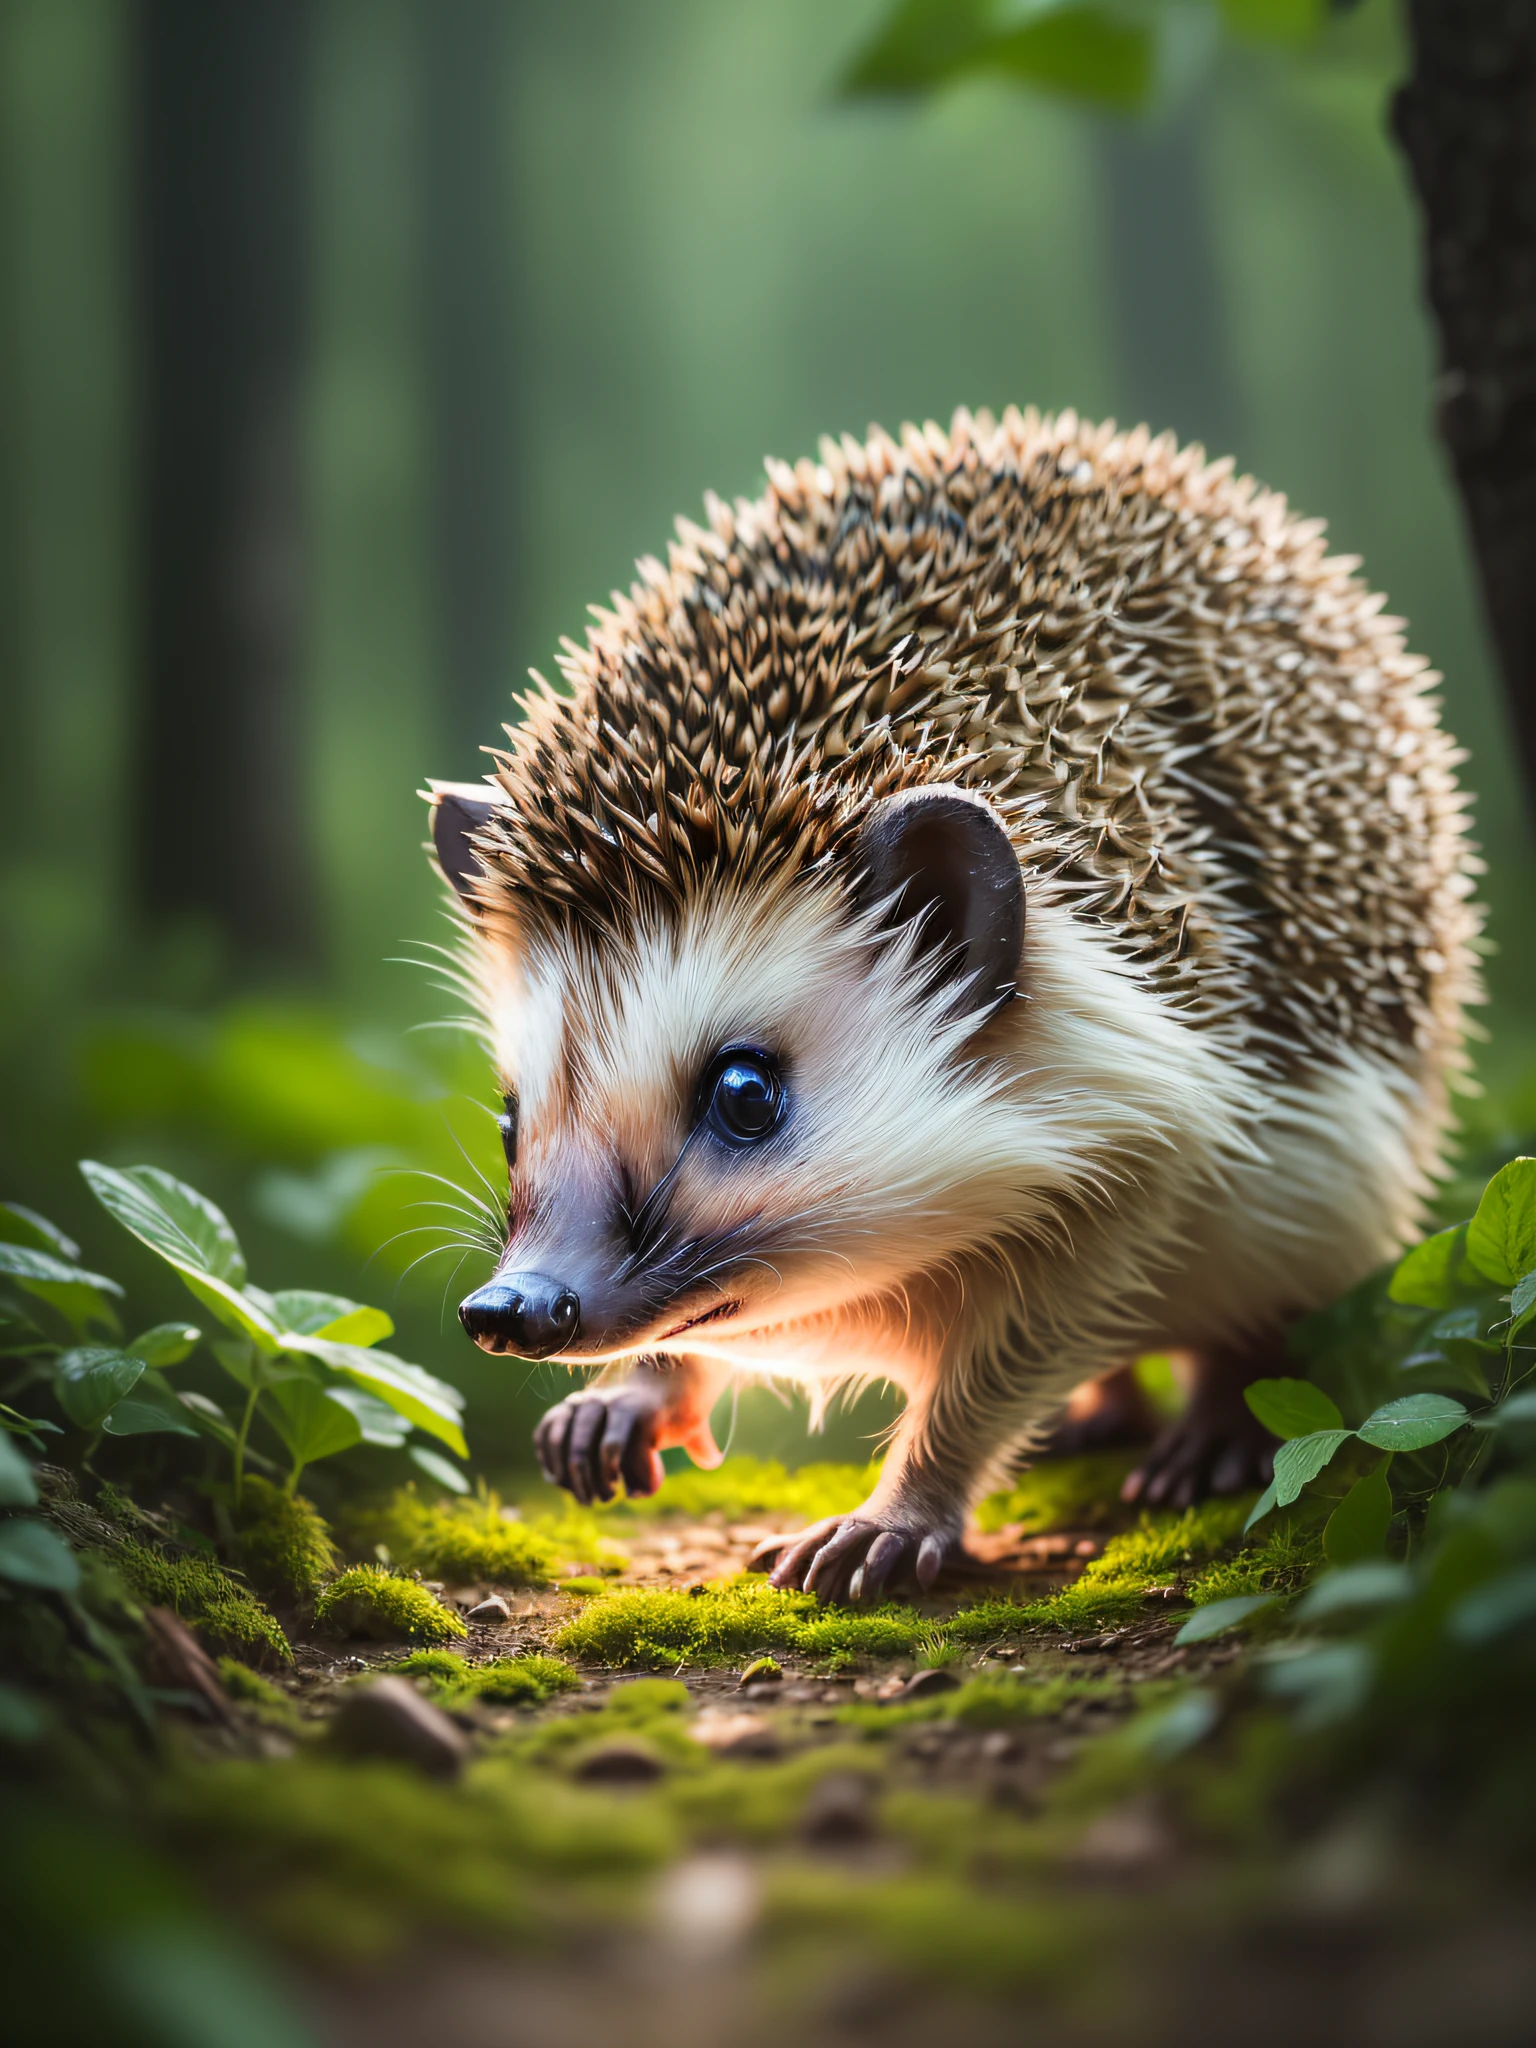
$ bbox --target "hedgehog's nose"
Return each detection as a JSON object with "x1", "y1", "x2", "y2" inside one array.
[{"x1": 458, "y1": 1275, "x2": 581, "y2": 1358}]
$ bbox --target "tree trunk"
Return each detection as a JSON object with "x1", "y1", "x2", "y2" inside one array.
[
  {"x1": 130, "y1": 0, "x2": 316, "y2": 966},
  {"x1": 422, "y1": 0, "x2": 520, "y2": 771},
  {"x1": 1393, "y1": 1, "x2": 1536, "y2": 810}
]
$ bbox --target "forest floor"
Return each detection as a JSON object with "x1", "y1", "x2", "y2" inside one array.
[{"x1": 132, "y1": 1458, "x2": 1536, "y2": 2048}]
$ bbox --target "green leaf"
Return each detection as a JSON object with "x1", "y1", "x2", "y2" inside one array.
[
  {"x1": 267, "y1": 1380, "x2": 365, "y2": 1467},
  {"x1": 82, "y1": 1159, "x2": 246, "y2": 1281},
  {"x1": 1271, "y1": 1429, "x2": 1354, "y2": 1506},
  {"x1": 101, "y1": 1374, "x2": 201, "y2": 1438},
  {"x1": 1510, "y1": 1269, "x2": 1536, "y2": 1337},
  {"x1": 1356, "y1": 1392, "x2": 1467, "y2": 1452},
  {"x1": 286, "y1": 1336, "x2": 467, "y2": 1457},
  {"x1": 409, "y1": 1445, "x2": 471, "y2": 1494},
  {"x1": 1175, "y1": 1594, "x2": 1277, "y2": 1644},
  {"x1": 1323, "y1": 1465, "x2": 1393, "y2": 1566},
  {"x1": 56, "y1": 1347, "x2": 146, "y2": 1429},
  {"x1": 1243, "y1": 1478, "x2": 1280, "y2": 1533},
  {"x1": 174, "y1": 1390, "x2": 238, "y2": 1451},
  {"x1": 81, "y1": 1161, "x2": 280, "y2": 1353},
  {"x1": 1296, "y1": 1562, "x2": 1410, "y2": 1620},
  {"x1": 326, "y1": 1386, "x2": 412, "y2": 1448},
  {"x1": 1244, "y1": 1377, "x2": 1343, "y2": 1440},
  {"x1": 1448, "y1": 1564, "x2": 1536, "y2": 1645},
  {"x1": 1472, "y1": 1389, "x2": 1536, "y2": 1432},
  {"x1": 270, "y1": 1290, "x2": 393, "y2": 1347},
  {"x1": 1389, "y1": 1223, "x2": 1472, "y2": 1309},
  {"x1": 0, "y1": 1517, "x2": 80, "y2": 1591},
  {"x1": 128, "y1": 1322, "x2": 201, "y2": 1367},
  {"x1": 841, "y1": 0, "x2": 1154, "y2": 112},
  {"x1": 1466, "y1": 1158, "x2": 1536, "y2": 1287},
  {"x1": 0, "y1": 1201, "x2": 79, "y2": 1260},
  {"x1": 0, "y1": 1241, "x2": 124, "y2": 1335},
  {"x1": 0, "y1": 1433, "x2": 38, "y2": 1509}
]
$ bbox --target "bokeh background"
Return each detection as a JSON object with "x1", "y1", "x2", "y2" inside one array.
[{"x1": 3, "y1": 0, "x2": 1532, "y2": 1481}]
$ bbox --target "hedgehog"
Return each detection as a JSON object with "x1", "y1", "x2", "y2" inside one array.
[{"x1": 427, "y1": 406, "x2": 1479, "y2": 1604}]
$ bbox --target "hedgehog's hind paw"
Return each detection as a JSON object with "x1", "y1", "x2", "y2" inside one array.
[
  {"x1": 765, "y1": 1509, "x2": 956, "y2": 1605},
  {"x1": 1120, "y1": 1402, "x2": 1275, "y2": 1510}
]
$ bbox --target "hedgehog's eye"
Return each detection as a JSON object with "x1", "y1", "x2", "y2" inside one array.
[
  {"x1": 496, "y1": 1097, "x2": 518, "y2": 1167},
  {"x1": 702, "y1": 1046, "x2": 784, "y2": 1148}
]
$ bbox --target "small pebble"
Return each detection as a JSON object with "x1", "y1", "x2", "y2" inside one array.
[
  {"x1": 980, "y1": 1729, "x2": 1020, "y2": 1763},
  {"x1": 900, "y1": 1667, "x2": 961, "y2": 1701},
  {"x1": 467, "y1": 1594, "x2": 511, "y2": 1622},
  {"x1": 1141, "y1": 1585, "x2": 1191, "y2": 1607},
  {"x1": 572, "y1": 1740, "x2": 665, "y2": 1784},
  {"x1": 328, "y1": 1676, "x2": 469, "y2": 1780},
  {"x1": 691, "y1": 1711, "x2": 780, "y2": 1759},
  {"x1": 800, "y1": 1770, "x2": 877, "y2": 1845}
]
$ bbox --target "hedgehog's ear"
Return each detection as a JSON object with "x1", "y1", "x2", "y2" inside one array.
[
  {"x1": 854, "y1": 787, "x2": 1023, "y2": 1014},
  {"x1": 428, "y1": 783, "x2": 500, "y2": 908}
]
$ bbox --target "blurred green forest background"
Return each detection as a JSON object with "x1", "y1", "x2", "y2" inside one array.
[{"x1": 2, "y1": 0, "x2": 1532, "y2": 1482}]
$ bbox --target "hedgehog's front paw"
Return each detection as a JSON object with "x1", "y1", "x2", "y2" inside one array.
[
  {"x1": 534, "y1": 1383, "x2": 668, "y2": 1505},
  {"x1": 759, "y1": 1504, "x2": 961, "y2": 1605}
]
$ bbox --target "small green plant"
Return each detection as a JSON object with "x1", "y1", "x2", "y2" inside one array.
[
  {"x1": 1243, "y1": 1157, "x2": 1536, "y2": 1557},
  {"x1": 388, "y1": 1649, "x2": 581, "y2": 1709},
  {"x1": 314, "y1": 1566, "x2": 466, "y2": 1645},
  {"x1": 0, "y1": 1168, "x2": 469, "y2": 1510}
]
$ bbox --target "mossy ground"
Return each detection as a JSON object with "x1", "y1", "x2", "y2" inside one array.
[
  {"x1": 342, "y1": 1484, "x2": 625, "y2": 1585},
  {"x1": 231, "y1": 1475, "x2": 338, "y2": 1600},
  {"x1": 10, "y1": 1449, "x2": 1351, "y2": 2034},
  {"x1": 313, "y1": 1566, "x2": 466, "y2": 1646}
]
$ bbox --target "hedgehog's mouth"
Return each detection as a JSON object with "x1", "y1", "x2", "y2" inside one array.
[{"x1": 657, "y1": 1298, "x2": 742, "y2": 1342}]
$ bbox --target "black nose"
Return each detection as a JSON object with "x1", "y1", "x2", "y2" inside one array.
[{"x1": 458, "y1": 1274, "x2": 581, "y2": 1358}]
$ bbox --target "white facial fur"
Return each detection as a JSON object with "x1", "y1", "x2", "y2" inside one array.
[{"x1": 475, "y1": 871, "x2": 1277, "y2": 1394}]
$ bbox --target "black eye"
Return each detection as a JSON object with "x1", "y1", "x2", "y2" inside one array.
[
  {"x1": 703, "y1": 1047, "x2": 785, "y2": 1148},
  {"x1": 496, "y1": 1098, "x2": 518, "y2": 1167}
]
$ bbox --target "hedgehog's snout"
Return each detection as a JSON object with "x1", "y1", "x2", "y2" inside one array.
[{"x1": 459, "y1": 1274, "x2": 581, "y2": 1359}]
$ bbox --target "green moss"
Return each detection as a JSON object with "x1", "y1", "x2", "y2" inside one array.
[
  {"x1": 388, "y1": 1649, "x2": 469, "y2": 1682},
  {"x1": 498, "y1": 1677, "x2": 702, "y2": 1772},
  {"x1": 603, "y1": 1454, "x2": 879, "y2": 1525},
  {"x1": 557, "y1": 1575, "x2": 610, "y2": 1597},
  {"x1": 349, "y1": 1486, "x2": 560, "y2": 1586},
  {"x1": 314, "y1": 1567, "x2": 466, "y2": 1645},
  {"x1": 949, "y1": 1500, "x2": 1259, "y2": 1644},
  {"x1": 216, "y1": 1658, "x2": 302, "y2": 1730},
  {"x1": 114, "y1": 1538, "x2": 290, "y2": 1666},
  {"x1": 390, "y1": 1649, "x2": 581, "y2": 1709},
  {"x1": 1188, "y1": 1522, "x2": 1322, "y2": 1606},
  {"x1": 154, "y1": 1752, "x2": 672, "y2": 1961},
  {"x1": 552, "y1": 1576, "x2": 931, "y2": 1670},
  {"x1": 1081, "y1": 1499, "x2": 1251, "y2": 1586},
  {"x1": 973, "y1": 1452, "x2": 1140, "y2": 1535},
  {"x1": 765, "y1": 1864, "x2": 1069, "y2": 1992},
  {"x1": 231, "y1": 1476, "x2": 337, "y2": 1599}
]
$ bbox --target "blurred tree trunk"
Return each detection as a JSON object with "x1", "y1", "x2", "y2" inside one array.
[
  {"x1": 1097, "y1": 92, "x2": 1243, "y2": 462},
  {"x1": 130, "y1": 0, "x2": 317, "y2": 966},
  {"x1": 423, "y1": 0, "x2": 520, "y2": 771},
  {"x1": 1394, "y1": 1, "x2": 1536, "y2": 809}
]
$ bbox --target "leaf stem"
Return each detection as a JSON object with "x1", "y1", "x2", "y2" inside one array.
[{"x1": 232, "y1": 1369, "x2": 263, "y2": 1511}]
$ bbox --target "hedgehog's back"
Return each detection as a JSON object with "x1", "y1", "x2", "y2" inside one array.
[{"x1": 490, "y1": 409, "x2": 1480, "y2": 1075}]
